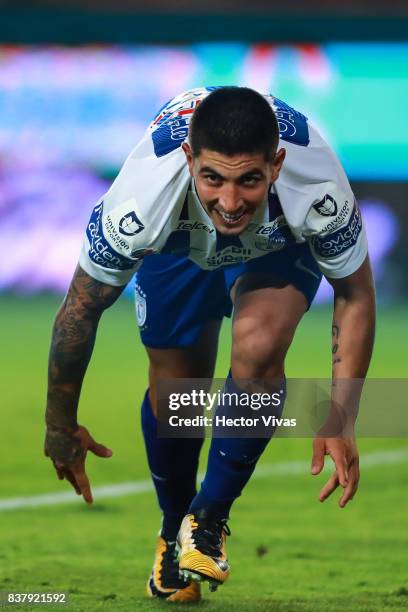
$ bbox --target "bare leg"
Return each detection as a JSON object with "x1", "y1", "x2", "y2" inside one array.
[{"x1": 146, "y1": 319, "x2": 222, "y2": 415}]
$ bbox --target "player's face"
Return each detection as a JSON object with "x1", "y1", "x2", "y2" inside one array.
[{"x1": 183, "y1": 144, "x2": 286, "y2": 235}]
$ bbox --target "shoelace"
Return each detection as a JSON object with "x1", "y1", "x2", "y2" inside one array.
[
  {"x1": 191, "y1": 519, "x2": 231, "y2": 558},
  {"x1": 160, "y1": 541, "x2": 189, "y2": 589}
]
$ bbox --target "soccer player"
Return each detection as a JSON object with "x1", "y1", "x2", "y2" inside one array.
[{"x1": 44, "y1": 87, "x2": 375, "y2": 602}]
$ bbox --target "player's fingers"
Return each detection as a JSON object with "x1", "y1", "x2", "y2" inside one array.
[
  {"x1": 52, "y1": 461, "x2": 65, "y2": 480},
  {"x1": 339, "y1": 485, "x2": 355, "y2": 507},
  {"x1": 88, "y1": 440, "x2": 113, "y2": 458},
  {"x1": 319, "y1": 471, "x2": 339, "y2": 502},
  {"x1": 311, "y1": 438, "x2": 325, "y2": 475},
  {"x1": 71, "y1": 467, "x2": 93, "y2": 504},
  {"x1": 330, "y1": 450, "x2": 348, "y2": 487},
  {"x1": 61, "y1": 469, "x2": 82, "y2": 495},
  {"x1": 339, "y1": 463, "x2": 360, "y2": 508}
]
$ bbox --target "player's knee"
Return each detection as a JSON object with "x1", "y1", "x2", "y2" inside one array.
[
  {"x1": 232, "y1": 317, "x2": 294, "y2": 376},
  {"x1": 220, "y1": 440, "x2": 268, "y2": 466}
]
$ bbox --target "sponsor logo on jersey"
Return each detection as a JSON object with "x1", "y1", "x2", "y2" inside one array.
[
  {"x1": 86, "y1": 202, "x2": 136, "y2": 270},
  {"x1": 151, "y1": 91, "x2": 203, "y2": 128},
  {"x1": 152, "y1": 117, "x2": 190, "y2": 157},
  {"x1": 206, "y1": 246, "x2": 252, "y2": 268},
  {"x1": 119, "y1": 211, "x2": 145, "y2": 236},
  {"x1": 313, "y1": 194, "x2": 338, "y2": 217},
  {"x1": 176, "y1": 220, "x2": 215, "y2": 234},
  {"x1": 273, "y1": 97, "x2": 310, "y2": 147},
  {"x1": 311, "y1": 206, "x2": 362, "y2": 258},
  {"x1": 320, "y1": 200, "x2": 353, "y2": 235},
  {"x1": 254, "y1": 217, "x2": 286, "y2": 236},
  {"x1": 151, "y1": 96, "x2": 201, "y2": 157},
  {"x1": 104, "y1": 216, "x2": 131, "y2": 251}
]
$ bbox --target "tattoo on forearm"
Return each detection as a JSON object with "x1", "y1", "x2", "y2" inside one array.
[
  {"x1": 46, "y1": 266, "x2": 124, "y2": 430},
  {"x1": 332, "y1": 322, "x2": 341, "y2": 365}
]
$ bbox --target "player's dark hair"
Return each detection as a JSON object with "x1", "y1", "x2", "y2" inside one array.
[{"x1": 189, "y1": 87, "x2": 279, "y2": 161}]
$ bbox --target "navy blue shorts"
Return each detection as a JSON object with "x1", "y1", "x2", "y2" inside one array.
[{"x1": 135, "y1": 243, "x2": 322, "y2": 348}]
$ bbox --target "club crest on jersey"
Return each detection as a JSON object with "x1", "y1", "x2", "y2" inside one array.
[
  {"x1": 255, "y1": 234, "x2": 287, "y2": 251},
  {"x1": 135, "y1": 285, "x2": 147, "y2": 327},
  {"x1": 253, "y1": 217, "x2": 294, "y2": 251},
  {"x1": 313, "y1": 195, "x2": 338, "y2": 217},
  {"x1": 119, "y1": 212, "x2": 145, "y2": 236}
]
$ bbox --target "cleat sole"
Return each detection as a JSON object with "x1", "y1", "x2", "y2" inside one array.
[
  {"x1": 182, "y1": 570, "x2": 204, "y2": 583},
  {"x1": 180, "y1": 567, "x2": 223, "y2": 589}
]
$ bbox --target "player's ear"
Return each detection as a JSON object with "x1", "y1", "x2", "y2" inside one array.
[
  {"x1": 270, "y1": 148, "x2": 286, "y2": 182},
  {"x1": 182, "y1": 142, "x2": 194, "y2": 175}
]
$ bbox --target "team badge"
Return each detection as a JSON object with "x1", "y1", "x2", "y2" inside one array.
[
  {"x1": 313, "y1": 194, "x2": 338, "y2": 217},
  {"x1": 119, "y1": 211, "x2": 145, "y2": 236},
  {"x1": 135, "y1": 286, "x2": 147, "y2": 327},
  {"x1": 255, "y1": 235, "x2": 286, "y2": 251}
]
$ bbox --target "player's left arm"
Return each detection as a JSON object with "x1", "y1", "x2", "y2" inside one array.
[{"x1": 311, "y1": 255, "x2": 376, "y2": 507}]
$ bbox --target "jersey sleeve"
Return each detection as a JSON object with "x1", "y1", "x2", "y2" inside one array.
[
  {"x1": 298, "y1": 132, "x2": 368, "y2": 279},
  {"x1": 304, "y1": 189, "x2": 368, "y2": 279},
  {"x1": 78, "y1": 91, "x2": 197, "y2": 286},
  {"x1": 275, "y1": 118, "x2": 368, "y2": 280},
  {"x1": 78, "y1": 197, "x2": 145, "y2": 286}
]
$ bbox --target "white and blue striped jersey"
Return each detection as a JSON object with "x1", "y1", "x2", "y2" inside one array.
[{"x1": 79, "y1": 87, "x2": 368, "y2": 286}]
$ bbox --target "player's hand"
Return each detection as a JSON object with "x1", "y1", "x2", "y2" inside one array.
[
  {"x1": 310, "y1": 437, "x2": 359, "y2": 508},
  {"x1": 44, "y1": 425, "x2": 113, "y2": 504}
]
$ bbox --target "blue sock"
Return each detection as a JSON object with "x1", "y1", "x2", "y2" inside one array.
[
  {"x1": 141, "y1": 390, "x2": 203, "y2": 541},
  {"x1": 189, "y1": 372, "x2": 285, "y2": 519}
]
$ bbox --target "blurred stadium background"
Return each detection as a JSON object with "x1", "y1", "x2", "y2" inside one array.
[{"x1": 0, "y1": 1, "x2": 407, "y2": 610}]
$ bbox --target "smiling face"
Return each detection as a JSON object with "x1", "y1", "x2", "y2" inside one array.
[{"x1": 182, "y1": 143, "x2": 286, "y2": 235}]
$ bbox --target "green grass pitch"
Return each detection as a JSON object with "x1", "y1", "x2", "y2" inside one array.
[{"x1": 0, "y1": 295, "x2": 407, "y2": 611}]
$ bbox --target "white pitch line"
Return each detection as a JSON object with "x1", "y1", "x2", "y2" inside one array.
[{"x1": 0, "y1": 447, "x2": 407, "y2": 512}]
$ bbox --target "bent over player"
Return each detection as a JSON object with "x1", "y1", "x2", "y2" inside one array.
[{"x1": 44, "y1": 87, "x2": 375, "y2": 603}]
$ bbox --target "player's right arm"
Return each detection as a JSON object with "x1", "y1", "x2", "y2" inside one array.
[
  {"x1": 44, "y1": 90, "x2": 195, "y2": 501},
  {"x1": 44, "y1": 264, "x2": 125, "y2": 503}
]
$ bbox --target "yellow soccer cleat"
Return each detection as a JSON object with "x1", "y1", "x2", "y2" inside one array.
[
  {"x1": 178, "y1": 512, "x2": 231, "y2": 592},
  {"x1": 146, "y1": 534, "x2": 201, "y2": 603}
]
